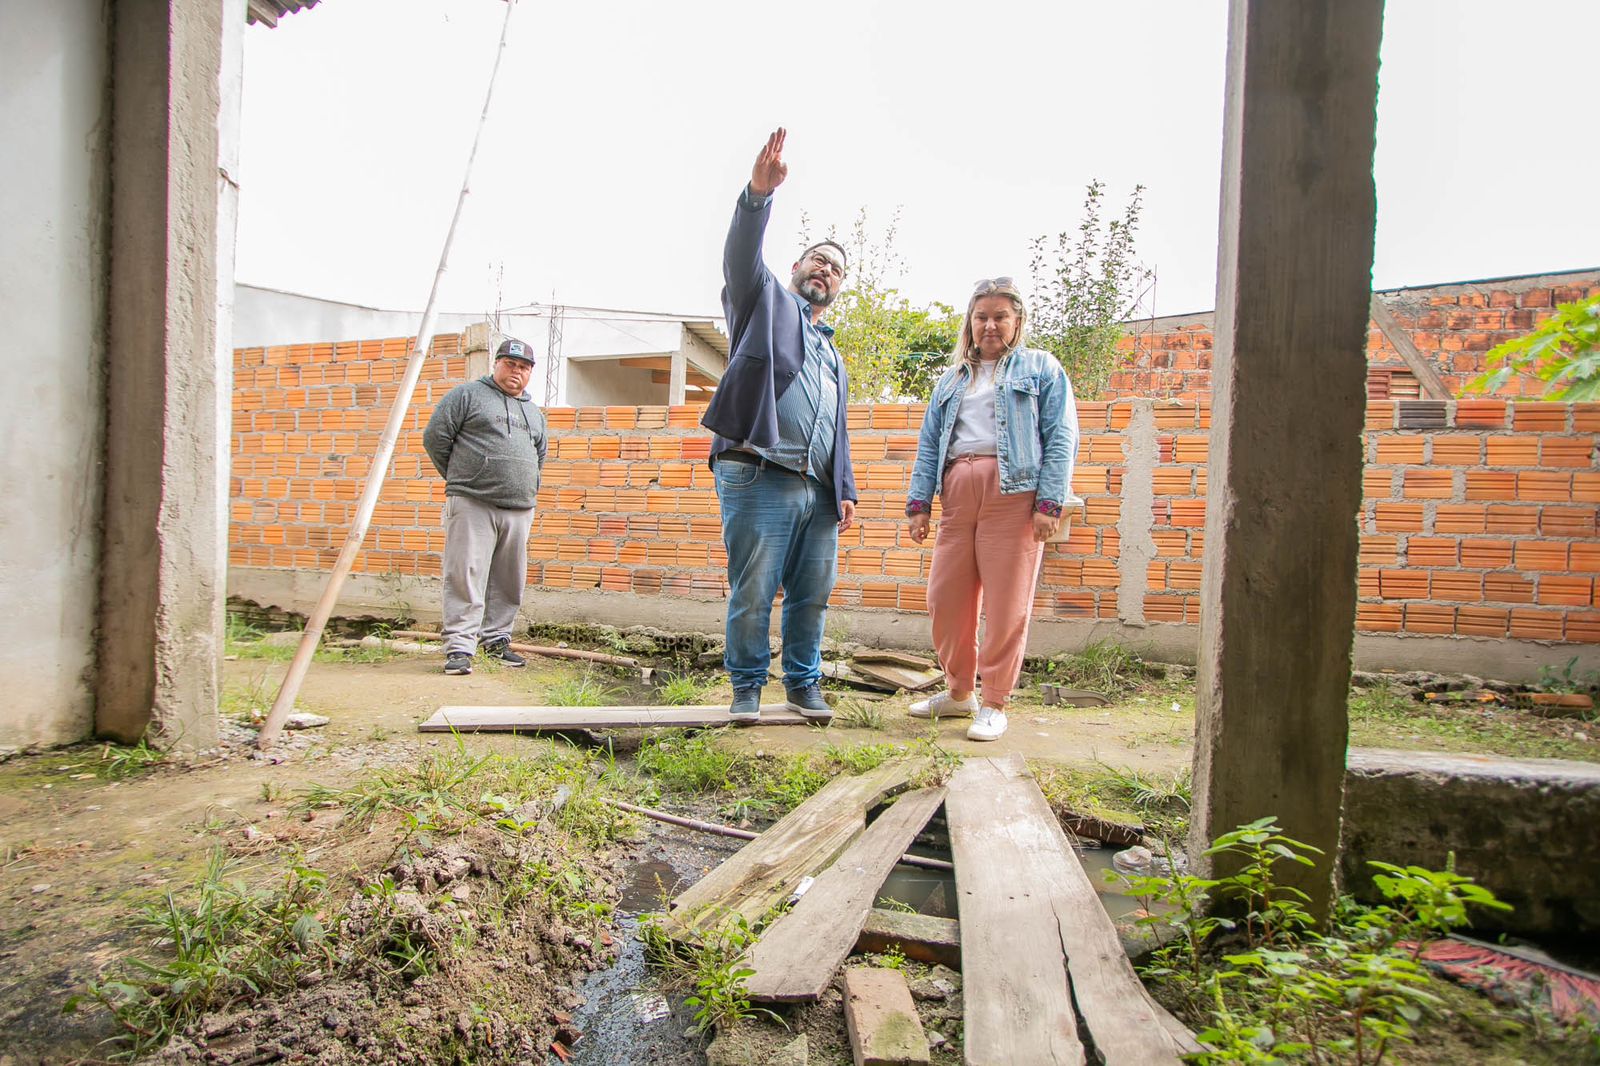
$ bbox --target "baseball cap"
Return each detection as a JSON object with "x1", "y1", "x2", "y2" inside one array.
[{"x1": 495, "y1": 337, "x2": 535, "y2": 365}]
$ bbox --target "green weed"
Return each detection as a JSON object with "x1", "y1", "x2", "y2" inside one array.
[
  {"x1": 1040, "y1": 641, "x2": 1155, "y2": 697},
  {"x1": 99, "y1": 738, "x2": 167, "y2": 780},
  {"x1": 833, "y1": 697, "x2": 885, "y2": 730},
  {"x1": 547, "y1": 672, "x2": 623, "y2": 707},
  {"x1": 70, "y1": 851, "x2": 330, "y2": 1057},
  {"x1": 657, "y1": 671, "x2": 709, "y2": 706},
  {"x1": 1113, "y1": 819, "x2": 1516, "y2": 1066}
]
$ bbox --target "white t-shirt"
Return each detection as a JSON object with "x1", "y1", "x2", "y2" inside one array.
[{"x1": 949, "y1": 358, "x2": 1000, "y2": 458}]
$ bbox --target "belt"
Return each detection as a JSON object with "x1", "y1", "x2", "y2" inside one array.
[{"x1": 717, "y1": 450, "x2": 805, "y2": 476}]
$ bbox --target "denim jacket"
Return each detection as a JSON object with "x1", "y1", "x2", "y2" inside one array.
[{"x1": 905, "y1": 346, "x2": 1079, "y2": 516}]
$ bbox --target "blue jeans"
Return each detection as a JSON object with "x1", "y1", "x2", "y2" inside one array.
[{"x1": 715, "y1": 459, "x2": 839, "y2": 691}]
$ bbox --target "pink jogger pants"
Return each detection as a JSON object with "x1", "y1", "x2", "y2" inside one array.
[{"x1": 925, "y1": 455, "x2": 1045, "y2": 709}]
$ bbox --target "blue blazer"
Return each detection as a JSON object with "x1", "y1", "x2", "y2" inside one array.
[{"x1": 701, "y1": 190, "x2": 858, "y2": 513}]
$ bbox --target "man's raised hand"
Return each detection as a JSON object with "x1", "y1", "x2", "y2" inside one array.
[{"x1": 749, "y1": 128, "x2": 789, "y2": 198}]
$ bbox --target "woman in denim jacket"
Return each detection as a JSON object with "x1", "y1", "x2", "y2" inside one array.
[{"x1": 904, "y1": 278, "x2": 1079, "y2": 741}]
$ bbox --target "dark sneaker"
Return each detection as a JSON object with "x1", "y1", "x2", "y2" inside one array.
[
  {"x1": 785, "y1": 683, "x2": 833, "y2": 721},
  {"x1": 482, "y1": 639, "x2": 526, "y2": 668},
  {"x1": 729, "y1": 687, "x2": 762, "y2": 723},
  {"x1": 444, "y1": 652, "x2": 473, "y2": 675}
]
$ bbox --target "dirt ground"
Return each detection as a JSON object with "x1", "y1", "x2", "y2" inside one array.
[
  {"x1": 5, "y1": 642, "x2": 1596, "y2": 1064},
  {"x1": 0, "y1": 648, "x2": 1192, "y2": 1064}
]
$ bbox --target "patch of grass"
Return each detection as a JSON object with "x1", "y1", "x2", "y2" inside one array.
[
  {"x1": 79, "y1": 740, "x2": 637, "y2": 1059},
  {"x1": 819, "y1": 741, "x2": 898, "y2": 774},
  {"x1": 833, "y1": 697, "x2": 885, "y2": 730},
  {"x1": 1038, "y1": 640, "x2": 1158, "y2": 698},
  {"x1": 637, "y1": 913, "x2": 778, "y2": 1035},
  {"x1": 70, "y1": 850, "x2": 331, "y2": 1057},
  {"x1": 99, "y1": 738, "x2": 167, "y2": 780},
  {"x1": 657, "y1": 671, "x2": 709, "y2": 706},
  {"x1": 1538, "y1": 655, "x2": 1600, "y2": 696},
  {"x1": 1349, "y1": 684, "x2": 1600, "y2": 761},
  {"x1": 635, "y1": 730, "x2": 744, "y2": 794},
  {"x1": 546, "y1": 671, "x2": 623, "y2": 707},
  {"x1": 1036, "y1": 761, "x2": 1191, "y2": 838}
]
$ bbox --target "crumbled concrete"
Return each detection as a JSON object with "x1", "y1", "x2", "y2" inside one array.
[{"x1": 1342, "y1": 749, "x2": 1600, "y2": 936}]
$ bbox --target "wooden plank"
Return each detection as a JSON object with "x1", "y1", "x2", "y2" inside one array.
[
  {"x1": 746, "y1": 787, "x2": 946, "y2": 1001},
  {"x1": 947, "y1": 757, "x2": 1086, "y2": 1066},
  {"x1": 951, "y1": 755, "x2": 1181, "y2": 1066},
  {"x1": 856, "y1": 909, "x2": 961, "y2": 970},
  {"x1": 852, "y1": 649, "x2": 937, "y2": 670},
  {"x1": 843, "y1": 966, "x2": 932, "y2": 1066},
  {"x1": 850, "y1": 661, "x2": 943, "y2": 692},
  {"x1": 418, "y1": 704, "x2": 808, "y2": 732},
  {"x1": 1369, "y1": 295, "x2": 1451, "y2": 400},
  {"x1": 666, "y1": 758, "x2": 922, "y2": 941}
]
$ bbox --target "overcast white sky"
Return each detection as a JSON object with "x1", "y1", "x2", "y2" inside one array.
[{"x1": 235, "y1": 0, "x2": 1600, "y2": 322}]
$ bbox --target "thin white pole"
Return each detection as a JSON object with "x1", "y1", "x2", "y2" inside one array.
[{"x1": 257, "y1": 0, "x2": 520, "y2": 749}]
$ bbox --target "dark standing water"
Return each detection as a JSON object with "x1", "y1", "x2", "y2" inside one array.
[
  {"x1": 566, "y1": 846, "x2": 728, "y2": 1065},
  {"x1": 877, "y1": 844, "x2": 1154, "y2": 922}
]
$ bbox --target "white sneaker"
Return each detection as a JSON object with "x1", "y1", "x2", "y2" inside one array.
[
  {"x1": 966, "y1": 707, "x2": 1008, "y2": 741},
  {"x1": 909, "y1": 692, "x2": 978, "y2": 719}
]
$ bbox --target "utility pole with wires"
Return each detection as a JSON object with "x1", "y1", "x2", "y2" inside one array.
[{"x1": 543, "y1": 297, "x2": 564, "y2": 405}]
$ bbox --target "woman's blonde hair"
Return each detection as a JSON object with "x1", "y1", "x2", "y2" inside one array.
[{"x1": 953, "y1": 278, "x2": 1028, "y2": 368}]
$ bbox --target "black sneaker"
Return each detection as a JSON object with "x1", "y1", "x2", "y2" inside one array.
[
  {"x1": 444, "y1": 652, "x2": 473, "y2": 675},
  {"x1": 482, "y1": 639, "x2": 526, "y2": 668},
  {"x1": 785, "y1": 683, "x2": 833, "y2": 721},
  {"x1": 729, "y1": 687, "x2": 762, "y2": 723}
]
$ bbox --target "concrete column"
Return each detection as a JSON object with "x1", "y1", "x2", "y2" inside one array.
[
  {"x1": 1190, "y1": 0, "x2": 1382, "y2": 919},
  {"x1": 98, "y1": 0, "x2": 230, "y2": 748},
  {"x1": 668, "y1": 346, "x2": 688, "y2": 406}
]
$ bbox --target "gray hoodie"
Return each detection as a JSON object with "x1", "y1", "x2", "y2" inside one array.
[{"x1": 422, "y1": 375, "x2": 548, "y2": 509}]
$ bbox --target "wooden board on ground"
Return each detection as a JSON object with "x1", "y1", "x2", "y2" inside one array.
[
  {"x1": 746, "y1": 787, "x2": 946, "y2": 1002},
  {"x1": 852, "y1": 649, "x2": 937, "y2": 670},
  {"x1": 948, "y1": 755, "x2": 1182, "y2": 1066},
  {"x1": 850, "y1": 660, "x2": 943, "y2": 693},
  {"x1": 947, "y1": 756, "x2": 1086, "y2": 1066},
  {"x1": 821, "y1": 660, "x2": 900, "y2": 692},
  {"x1": 418, "y1": 705, "x2": 808, "y2": 733},
  {"x1": 856, "y1": 909, "x2": 961, "y2": 970},
  {"x1": 666, "y1": 758, "x2": 923, "y2": 941}
]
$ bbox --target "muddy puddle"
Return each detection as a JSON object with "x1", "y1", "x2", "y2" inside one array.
[{"x1": 564, "y1": 837, "x2": 727, "y2": 1065}]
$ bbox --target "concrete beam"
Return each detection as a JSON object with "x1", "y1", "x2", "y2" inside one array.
[
  {"x1": 1342, "y1": 751, "x2": 1600, "y2": 936},
  {"x1": 99, "y1": 0, "x2": 229, "y2": 749},
  {"x1": 1190, "y1": 0, "x2": 1383, "y2": 919}
]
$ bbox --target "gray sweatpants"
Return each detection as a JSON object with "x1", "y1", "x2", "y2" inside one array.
[{"x1": 441, "y1": 494, "x2": 535, "y2": 655}]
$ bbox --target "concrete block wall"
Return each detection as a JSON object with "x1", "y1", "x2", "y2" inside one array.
[
  {"x1": 229, "y1": 332, "x2": 1600, "y2": 678},
  {"x1": 1107, "y1": 270, "x2": 1600, "y2": 402}
]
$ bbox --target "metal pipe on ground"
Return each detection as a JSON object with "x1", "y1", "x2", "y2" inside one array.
[
  {"x1": 601, "y1": 798, "x2": 956, "y2": 873},
  {"x1": 255, "y1": 0, "x2": 521, "y2": 750},
  {"x1": 383, "y1": 630, "x2": 639, "y2": 668}
]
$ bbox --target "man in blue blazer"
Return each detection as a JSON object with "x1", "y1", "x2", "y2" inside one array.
[{"x1": 702, "y1": 128, "x2": 858, "y2": 723}]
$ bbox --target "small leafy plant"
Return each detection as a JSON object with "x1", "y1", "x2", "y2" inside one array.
[{"x1": 1112, "y1": 819, "x2": 1513, "y2": 1065}]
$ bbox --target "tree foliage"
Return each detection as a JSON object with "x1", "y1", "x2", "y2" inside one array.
[
  {"x1": 1027, "y1": 181, "x2": 1154, "y2": 399},
  {"x1": 801, "y1": 208, "x2": 961, "y2": 401},
  {"x1": 1468, "y1": 292, "x2": 1600, "y2": 400}
]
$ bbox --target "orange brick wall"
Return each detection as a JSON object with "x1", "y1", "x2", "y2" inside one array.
[
  {"x1": 230, "y1": 334, "x2": 1600, "y2": 647},
  {"x1": 1107, "y1": 270, "x2": 1600, "y2": 402}
]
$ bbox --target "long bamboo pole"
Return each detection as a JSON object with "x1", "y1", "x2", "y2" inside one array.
[{"x1": 257, "y1": 0, "x2": 520, "y2": 749}]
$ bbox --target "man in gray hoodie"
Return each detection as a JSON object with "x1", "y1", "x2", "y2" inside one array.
[{"x1": 422, "y1": 338, "x2": 548, "y2": 674}]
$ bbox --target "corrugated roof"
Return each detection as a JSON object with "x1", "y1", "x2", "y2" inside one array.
[
  {"x1": 246, "y1": 0, "x2": 321, "y2": 27},
  {"x1": 684, "y1": 319, "x2": 730, "y2": 359}
]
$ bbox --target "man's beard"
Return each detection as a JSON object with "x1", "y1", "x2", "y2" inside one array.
[{"x1": 797, "y1": 276, "x2": 836, "y2": 308}]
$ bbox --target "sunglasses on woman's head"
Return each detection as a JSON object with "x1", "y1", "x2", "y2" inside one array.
[{"x1": 973, "y1": 277, "x2": 1018, "y2": 295}]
